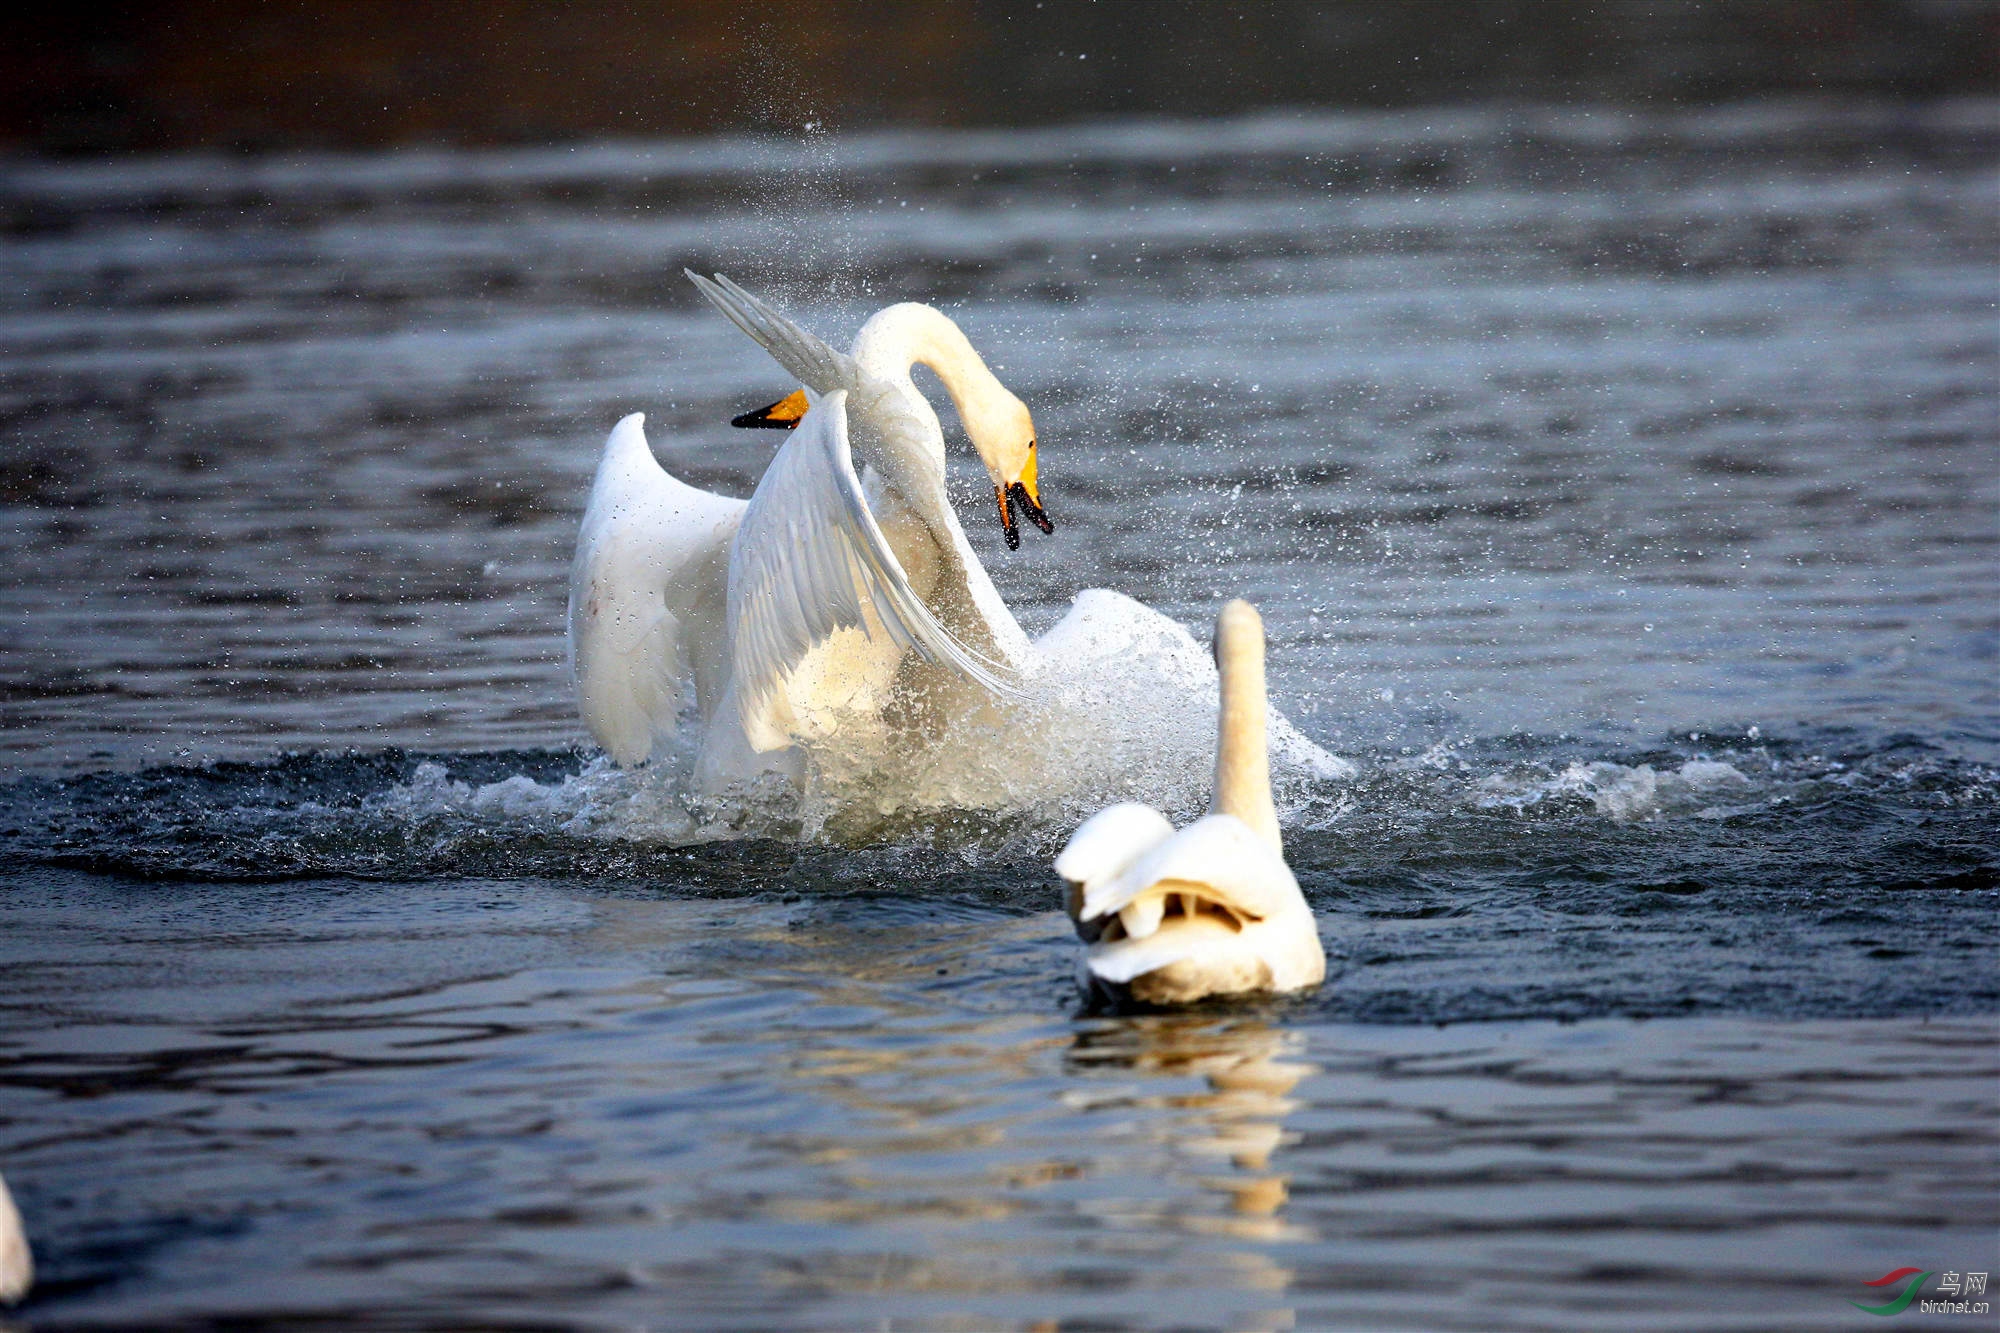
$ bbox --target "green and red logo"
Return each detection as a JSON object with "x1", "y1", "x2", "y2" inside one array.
[
  {"x1": 1852, "y1": 1268, "x2": 1931, "y2": 1316},
  {"x1": 1850, "y1": 1266, "x2": 1992, "y2": 1316}
]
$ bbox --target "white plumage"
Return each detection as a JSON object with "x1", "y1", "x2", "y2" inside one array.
[
  {"x1": 567, "y1": 277, "x2": 1355, "y2": 814},
  {"x1": 0, "y1": 1170, "x2": 30, "y2": 1306},
  {"x1": 1058, "y1": 600, "x2": 1327, "y2": 1004},
  {"x1": 722, "y1": 386, "x2": 1018, "y2": 754},
  {"x1": 569, "y1": 274, "x2": 1041, "y2": 785},
  {"x1": 567, "y1": 413, "x2": 744, "y2": 766}
]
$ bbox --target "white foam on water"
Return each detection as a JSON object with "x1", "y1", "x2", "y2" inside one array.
[
  {"x1": 817, "y1": 589, "x2": 1354, "y2": 824},
  {"x1": 363, "y1": 753, "x2": 816, "y2": 846},
  {"x1": 1473, "y1": 757, "x2": 1754, "y2": 822},
  {"x1": 362, "y1": 591, "x2": 1357, "y2": 845}
]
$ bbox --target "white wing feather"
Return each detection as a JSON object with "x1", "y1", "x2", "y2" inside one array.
[
  {"x1": 0, "y1": 1169, "x2": 28, "y2": 1305},
  {"x1": 685, "y1": 271, "x2": 861, "y2": 395},
  {"x1": 1055, "y1": 803, "x2": 1177, "y2": 892},
  {"x1": 1080, "y1": 813, "x2": 1302, "y2": 925},
  {"x1": 728, "y1": 391, "x2": 1020, "y2": 751},
  {"x1": 1083, "y1": 921, "x2": 1235, "y2": 985},
  {"x1": 568, "y1": 414, "x2": 746, "y2": 765}
]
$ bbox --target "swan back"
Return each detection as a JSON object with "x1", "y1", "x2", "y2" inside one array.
[
  {"x1": 1057, "y1": 599, "x2": 1326, "y2": 1003},
  {"x1": 1078, "y1": 813, "x2": 1303, "y2": 930},
  {"x1": 1069, "y1": 812, "x2": 1324, "y2": 1002}
]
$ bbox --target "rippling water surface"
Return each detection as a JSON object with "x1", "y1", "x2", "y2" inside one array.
[{"x1": 0, "y1": 103, "x2": 1995, "y2": 1330}]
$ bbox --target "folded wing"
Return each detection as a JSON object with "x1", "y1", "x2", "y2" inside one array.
[
  {"x1": 1056, "y1": 802, "x2": 1177, "y2": 892},
  {"x1": 1079, "y1": 813, "x2": 1302, "y2": 927}
]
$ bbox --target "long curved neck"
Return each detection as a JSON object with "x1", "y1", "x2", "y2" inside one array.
[
  {"x1": 1213, "y1": 600, "x2": 1282, "y2": 854},
  {"x1": 852, "y1": 303, "x2": 1006, "y2": 462},
  {"x1": 848, "y1": 303, "x2": 1031, "y2": 665}
]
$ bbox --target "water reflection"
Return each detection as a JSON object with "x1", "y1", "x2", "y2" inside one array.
[
  {"x1": 1066, "y1": 1015, "x2": 1316, "y2": 1328},
  {"x1": 608, "y1": 902, "x2": 1324, "y2": 1327},
  {"x1": 1, "y1": 878, "x2": 1993, "y2": 1329}
]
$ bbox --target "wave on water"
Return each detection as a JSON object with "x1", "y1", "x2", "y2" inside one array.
[
  {"x1": 2, "y1": 727, "x2": 1991, "y2": 888},
  {"x1": 1, "y1": 727, "x2": 1994, "y2": 1022}
]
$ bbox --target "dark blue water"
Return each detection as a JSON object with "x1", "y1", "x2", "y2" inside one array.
[{"x1": 0, "y1": 102, "x2": 1995, "y2": 1329}]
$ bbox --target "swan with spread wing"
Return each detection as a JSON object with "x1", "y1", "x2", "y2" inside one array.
[
  {"x1": 569, "y1": 274, "x2": 1352, "y2": 811},
  {"x1": 569, "y1": 273, "x2": 1052, "y2": 787}
]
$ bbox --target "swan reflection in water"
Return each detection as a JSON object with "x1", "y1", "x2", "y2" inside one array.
[
  {"x1": 1063, "y1": 1014, "x2": 1316, "y2": 1331},
  {"x1": 1068, "y1": 1015, "x2": 1315, "y2": 1240}
]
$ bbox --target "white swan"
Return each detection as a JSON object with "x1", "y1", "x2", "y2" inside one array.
[
  {"x1": 569, "y1": 276, "x2": 1354, "y2": 817},
  {"x1": 0, "y1": 1170, "x2": 29, "y2": 1306},
  {"x1": 569, "y1": 273, "x2": 1051, "y2": 784},
  {"x1": 1057, "y1": 600, "x2": 1326, "y2": 1004}
]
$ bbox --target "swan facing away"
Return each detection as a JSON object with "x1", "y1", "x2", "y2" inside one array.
[
  {"x1": 1058, "y1": 600, "x2": 1326, "y2": 1004},
  {"x1": 0, "y1": 1170, "x2": 29, "y2": 1306}
]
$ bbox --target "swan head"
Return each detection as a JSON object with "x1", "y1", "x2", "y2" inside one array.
[{"x1": 965, "y1": 388, "x2": 1052, "y2": 551}]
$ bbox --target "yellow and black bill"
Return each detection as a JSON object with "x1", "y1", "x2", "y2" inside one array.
[
  {"x1": 730, "y1": 388, "x2": 809, "y2": 430},
  {"x1": 995, "y1": 466, "x2": 1054, "y2": 552}
]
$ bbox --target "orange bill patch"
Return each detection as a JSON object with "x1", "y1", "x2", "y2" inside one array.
[{"x1": 731, "y1": 387, "x2": 810, "y2": 430}]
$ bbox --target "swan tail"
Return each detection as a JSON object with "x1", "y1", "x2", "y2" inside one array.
[{"x1": 686, "y1": 271, "x2": 862, "y2": 396}]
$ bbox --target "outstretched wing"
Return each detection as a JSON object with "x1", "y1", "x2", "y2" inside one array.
[
  {"x1": 728, "y1": 390, "x2": 1020, "y2": 752},
  {"x1": 569, "y1": 414, "x2": 746, "y2": 765},
  {"x1": 685, "y1": 271, "x2": 861, "y2": 396}
]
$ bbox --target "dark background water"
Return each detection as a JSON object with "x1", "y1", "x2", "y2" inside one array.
[
  {"x1": 0, "y1": 20, "x2": 1996, "y2": 1329},
  {"x1": 5, "y1": 1, "x2": 1993, "y2": 152}
]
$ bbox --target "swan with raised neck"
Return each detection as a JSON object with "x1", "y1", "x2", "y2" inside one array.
[
  {"x1": 726, "y1": 294, "x2": 1050, "y2": 552},
  {"x1": 1213, "y1": 598, "x2": 1282, "y2": 854},
  {"x1": 1056, "y1": 598, "x2": 1326, "y2": 1004},
  {"x1": 665, "y1": 273, "x2": 1049, "y2": 764}
]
